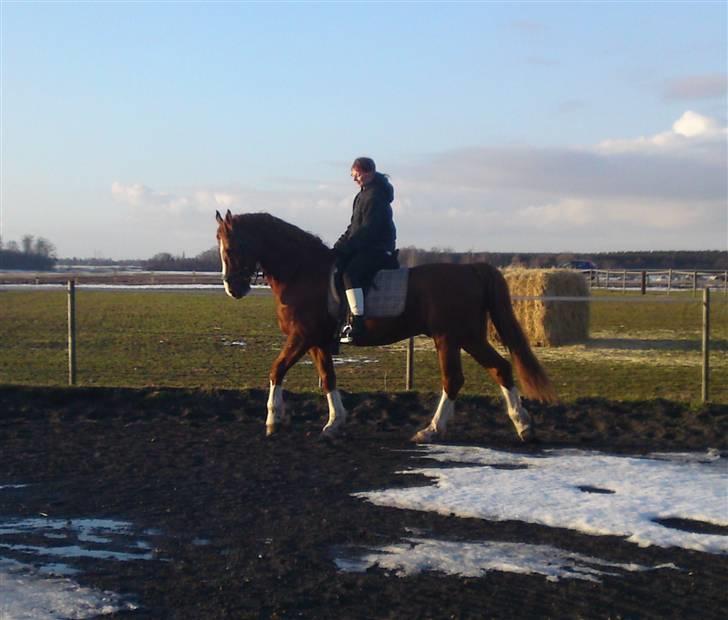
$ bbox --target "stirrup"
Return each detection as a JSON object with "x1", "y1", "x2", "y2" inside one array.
[
  {"x1": 340, "y1": 315, "x2": 365, "y2": 344},
  {"x1": 339, "y1": 322, "x2": 355, "y2": 344}
]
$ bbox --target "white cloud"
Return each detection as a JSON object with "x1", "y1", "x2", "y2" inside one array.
[
  {"x1": 597, "y1": 110, "x2": 726, "y2": 154},
  {"x1": 111, "y1": 182, "x2": 191, "y2": 212},
  {"x1": 389, "y1": 110, "x2": 726, "y2": 250},
  {"x1": 109, "y1": 111, "x2": 727, "y2": 255}
]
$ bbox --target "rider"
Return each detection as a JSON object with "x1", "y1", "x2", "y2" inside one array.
[{"x1": 334, "y1": 157, "x2": 397, "y2": 343}]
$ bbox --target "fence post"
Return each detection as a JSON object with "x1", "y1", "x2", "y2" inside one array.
[
  {"x1": 68, "y1": 280, "x2": 77, "y2": 386},
  {"x1": 641, "y1": 271, "x2": 647, "y2": 295},
  {"x1": 667, "y1": 269, "x2": 672, "y2": 294},
  {"x1": 701, "y1": 288, "x2": 710, "y2": 403},
  {"x1": 405, "y1": 337, "x2": 414, "y2": 390}
]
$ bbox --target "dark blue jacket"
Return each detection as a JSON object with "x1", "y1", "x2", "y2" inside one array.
[{"x1": 334, "y1": 172, "x2": 396, "y2": 258}]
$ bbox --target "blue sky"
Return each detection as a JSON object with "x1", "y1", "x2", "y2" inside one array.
[{"x1": 2, "y1": 1, "x2": 726, "y2": 259}]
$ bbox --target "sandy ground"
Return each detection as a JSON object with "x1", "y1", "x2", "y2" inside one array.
[{"x1": 0, "y1": 386, "x2": 726, "y2": 619}]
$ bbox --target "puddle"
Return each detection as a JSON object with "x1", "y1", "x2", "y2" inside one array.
[
  {"x1": 0, "y1": 488, "x2": 159, "y2": 618},
  {"x1": 301, "y1": 356, "x2": 380, "y2": 366},
  {"x1": 0, "y1": 517, "x2": 156, "y2": 567}
]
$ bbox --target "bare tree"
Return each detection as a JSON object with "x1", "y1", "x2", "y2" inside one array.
[
  {"x1": 34, "y1": 237, "x2": 57, "y2": 258},
  {"x1": 21, "y1": 235, "x2": 34, "y2": 254}
]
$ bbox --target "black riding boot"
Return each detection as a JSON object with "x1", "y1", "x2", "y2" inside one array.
[{"x1": 340, "y1": 315, "x2": 366, "y2": 344}]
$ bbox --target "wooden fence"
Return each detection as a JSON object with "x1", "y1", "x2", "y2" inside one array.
[{"x1": 63, "y1": 282, "x2": 719, "y2": 404}]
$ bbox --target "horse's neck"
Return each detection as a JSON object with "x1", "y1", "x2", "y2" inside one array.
[{"x1": 251, "y1": 219, "x2": 329, "y2": 286}]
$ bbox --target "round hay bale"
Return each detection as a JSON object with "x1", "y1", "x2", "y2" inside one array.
[{"x1": 489, "y1": 268, "x2": 590, "y2": 347}]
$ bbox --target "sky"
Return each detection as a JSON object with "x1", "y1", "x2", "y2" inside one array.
[
  {"x1": 2, "y1": 447, "x2": 726, "y2": 616},
  {"x1": 1, "y1": 1, "x2": 726, "y2": 260}
]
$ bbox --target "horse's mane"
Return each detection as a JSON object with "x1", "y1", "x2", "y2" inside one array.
[
  {"x1": 234, "y1": 212, "x2": 332, "y2": 278},
  {"x1": 237, "y1": 212, "x2": 329, "y2": 252}
]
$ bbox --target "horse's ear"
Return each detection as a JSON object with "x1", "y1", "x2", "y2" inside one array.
[
  {"x1": 216, "y1": 210, "x2": 224, "y2": 225},
  {"x1": 225, "y1": 209, "x2": 233, "y2": 226}
]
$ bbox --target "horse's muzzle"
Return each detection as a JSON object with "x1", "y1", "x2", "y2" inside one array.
[{"x1": 223, "y1": 277, "x2": 251, "y2": 299}]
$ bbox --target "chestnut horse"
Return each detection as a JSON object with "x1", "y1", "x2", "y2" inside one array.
[{"x1": 216, "y1": 210, "x2": 556, "y2": 442}]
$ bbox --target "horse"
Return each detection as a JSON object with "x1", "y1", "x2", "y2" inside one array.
[{"x1": 215, "y1": 210, "x2": 556, "y2": 442}]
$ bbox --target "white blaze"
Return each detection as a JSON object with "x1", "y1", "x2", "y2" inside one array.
[{"x1": 219, "y1": 240, "x2": 233, "y2": 298}]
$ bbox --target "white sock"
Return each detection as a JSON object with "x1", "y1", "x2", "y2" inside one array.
[{"x1": 345, "y1": 288, "x2": 365, "y2": 316}]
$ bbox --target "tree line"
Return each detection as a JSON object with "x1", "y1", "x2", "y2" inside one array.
[
  {"x1": 0, "y1": 235, "x2": 57, "y2": 270},
  {"x1": 143, "y1": 247, "x2": 727, "y2": 272},
  {"x1": 397, "y1": 248, "x2": 728, "y2": 271},
  {"x1": 2, "y1": 234, "x2": 725, "y2": 272}
]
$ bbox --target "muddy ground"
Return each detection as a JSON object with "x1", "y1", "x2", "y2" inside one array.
[{"x1": 1, "y1": 386, "x2": 726, "y2": 619}]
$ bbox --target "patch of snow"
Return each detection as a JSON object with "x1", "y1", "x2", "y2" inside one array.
[
  {"x1": 356, "y1": 446, "x2": 728, "y2": 554},
  {"x1": 0, "y1": 558, "x2": 138, "y2": 619},
  {"x1": 336, "y1": 538, "x2": 678, "y2": 582}
]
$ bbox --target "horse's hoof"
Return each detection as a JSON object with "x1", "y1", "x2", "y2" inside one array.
[
  {"x1": 411, "y1": 427, "x2": 437, "y2": 443},
  {"x1": 517, "y1": 425, "x2": 535, "y2": 442},
  {"x1": 319, "y1": 425, "x2": 343, "y2": 442}
]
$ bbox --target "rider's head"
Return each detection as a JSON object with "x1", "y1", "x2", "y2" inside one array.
[{"x1": 351, "y1": 157, "x2": 376, "y2": 187}]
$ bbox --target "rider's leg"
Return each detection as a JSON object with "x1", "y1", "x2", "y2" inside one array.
[
  {"x1": 345, "y1": 287, "x2": 365, "y2": 316},
  {"x1": 340, "y1": 255, "x2": 371, "y2": 343}
]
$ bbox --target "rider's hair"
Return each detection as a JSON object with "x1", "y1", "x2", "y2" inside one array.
[{"x1": 351, "y1": 157, "x2": 376, "y2": 173}]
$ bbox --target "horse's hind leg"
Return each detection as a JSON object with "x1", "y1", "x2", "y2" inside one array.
[
  {"x1": 412, "y1": 336, "x2": 464, "y2": 443},
  {"x1": 309, "y1": 345, "x2": 348, "y2": 437},
  {"x1": 463, "y1": 339, "x2": 533, "y2": 441}
]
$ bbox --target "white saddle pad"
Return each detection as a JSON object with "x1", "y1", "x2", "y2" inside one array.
[{"x1": 329, "y1": 268, "x2": 409, "y2": 318}]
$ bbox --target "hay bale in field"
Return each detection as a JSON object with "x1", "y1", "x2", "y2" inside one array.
[{"x1": 489, "y1": 268, "x2": 590, "y2": 347}]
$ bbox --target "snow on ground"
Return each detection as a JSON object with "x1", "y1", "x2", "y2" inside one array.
[
  {"x1": 339, "y1": 447, "x2": 727, "y2": 579},
  {"x1": 336, "y1": 538, "x2": 677, "y2": 583},
  {"x1": 0, "y1": 558, "x2": 138, "y2": 620},
  {"x1": 0, "y1": 510, "x2": 154, "y2": 619},
  {"x1": 356, "y1": 447, "x2": 728, "y2": 553}
]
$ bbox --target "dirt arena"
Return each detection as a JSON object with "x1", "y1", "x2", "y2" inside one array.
[{"x1": 1, "y1": 386, "x2": 726, "y2": 619}]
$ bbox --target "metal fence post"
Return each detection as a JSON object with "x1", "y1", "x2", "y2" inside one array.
[
  {"x1": 701, "y1": 287, "x2": 710, "y2": 403},
  {"x1": 68, "y1": 280, "x2": 77, "y2": 386},
  {"x1": 405, "y1": 337, "x2": 414, "y2": 390}
]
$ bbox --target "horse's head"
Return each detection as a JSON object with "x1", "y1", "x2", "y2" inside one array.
[{"x1": 216, "y1": 210, "x2": 257, "y2": 299}]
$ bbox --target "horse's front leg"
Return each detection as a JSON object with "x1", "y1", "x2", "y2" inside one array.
[
  {"x1": 266, "y1": 336, "x2": 308, "y2": 436},
  {"x1": 309, "y1": 346, "x2": 348, "y2": 438},
  {"x1": 412, "y1": 336, "x2": 464, "y2": 443}
]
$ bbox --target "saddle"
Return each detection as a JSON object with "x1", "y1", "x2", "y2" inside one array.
[{"x1": 328, "y1": 265, "x2": 409, "y2": 322}]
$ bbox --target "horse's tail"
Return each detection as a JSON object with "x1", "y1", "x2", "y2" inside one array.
[{"x1": 474, "y1": 263, "x2": 557, "y2": 404}]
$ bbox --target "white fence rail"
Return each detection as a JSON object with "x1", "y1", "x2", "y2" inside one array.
[{"x1": 586, "y1": 269, "x2": 727, "y2": 294}]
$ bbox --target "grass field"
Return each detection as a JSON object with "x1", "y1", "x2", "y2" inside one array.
[{"x1": 0, "y1": 288, "x2": 726, "y2": 404}]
